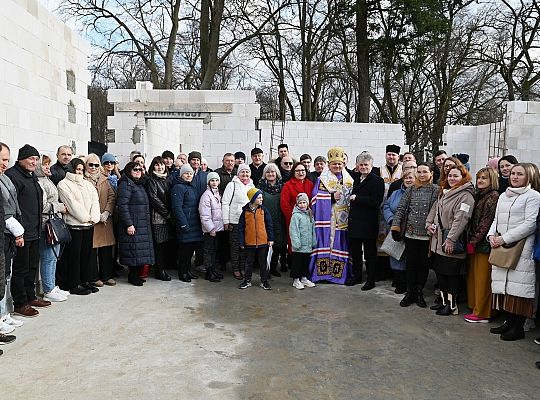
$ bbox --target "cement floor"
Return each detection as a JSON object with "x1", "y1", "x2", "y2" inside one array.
[{"x1": 1, "y1": 271, "x2": 539, "y2": 400}]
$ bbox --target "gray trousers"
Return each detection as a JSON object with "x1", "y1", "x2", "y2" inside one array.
[{"x1": 228, "y1": 224, "x2": 246, "y2": 273}]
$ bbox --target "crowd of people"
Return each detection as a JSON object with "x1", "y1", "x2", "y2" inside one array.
[{"x1": 1, "y1": 141, "x2": 540, "y2": 368}]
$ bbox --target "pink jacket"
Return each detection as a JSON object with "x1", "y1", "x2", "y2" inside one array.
[{"x1": 198, "y1": 187, "x2": 224, "y2": 234}]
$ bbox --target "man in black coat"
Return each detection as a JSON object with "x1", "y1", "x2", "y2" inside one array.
[
  {"x1": 347, "y1": 152, "x2": 385, "y2": 289},
  {"x1": 215, "y1": 153, "x2": 237, "y2": 195},
  {"x1": 50, "y1": 145, "x2": 73, "y2": 185},
  {"x1": 5, "y1": 144, "x2": 47, "y2": 317}
]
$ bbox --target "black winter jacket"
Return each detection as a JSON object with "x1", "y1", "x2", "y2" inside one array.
[
  {"x1": 117, "y1": 175, "x2": 155, "y2": 266},
  {"x1": 50, "y1": 161, "x2": 73, "y2": 186},
  {"x1": 348, "y1": 172, "x2": 385, "y2": 239},
  {"x1": 5, "y1": 163, "x2": 43, "y2": 241},
  {"x1": 146, "y1": 174, "x2": 172, "y2": 224}
]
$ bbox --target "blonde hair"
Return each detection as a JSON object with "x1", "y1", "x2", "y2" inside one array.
[
  {"x1": 475, "y1": 167, "x2": 499, "y2": 191},
  {"x1": 85, "y1": 153, "x2": 100, "y2": 165},
  {"x1": 41, "y1": 154, "x2": 52, "y2": 166},
  {"x1": 520, "y1": 163, "x2": 540, "y2": 191}
]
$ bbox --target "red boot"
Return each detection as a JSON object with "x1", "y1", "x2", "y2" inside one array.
[{"x1": 139, "y1": 264, "x2": 150, "y2": 279}]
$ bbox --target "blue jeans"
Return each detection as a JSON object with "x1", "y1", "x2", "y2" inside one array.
[{"x1": 39, "y1": 235, "x2": 60, "y2": 293}]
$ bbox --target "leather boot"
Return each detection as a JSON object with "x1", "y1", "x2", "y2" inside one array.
[
  {"x1": 500, "y1": 315, "x2": 525, "y2": 341},
  {"x1": 400, "y1": 290, "x2": 416, "y2": 307},
  {"x1": 416, "y1": 288, "x2": 427, "y2": 308},
  {"x1": 430, "y1": 291, "x2": 445, "y2": 310},
  {"x1": 436, "y1": 293, "x2": 458, "y2": 315},
  {"x1": 213, "y1": 268, "x2": 224, "y2": 279},
  {"x1": 187, "y1": 269, "x2": 199, "y2": 279},
  {"x1": 490, "y1": 312, "x2": 514, "y2": 334},
  {"x1": 179, "y1": 273, "x2": 191, "y2": 282},
  {"x1": 205, "y1": 267, "x2": 221, "y2": 282},
  {"x1": 155, "y1": 267, "x2": 171, "y2": 281},
  {"x1": 128, "y1": 267, "x2": 143, "y2": 286}
]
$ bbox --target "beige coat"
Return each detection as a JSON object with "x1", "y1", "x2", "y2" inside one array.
[
  {"x1": 58, "y1": 173, "x2": 100, "y2": 227},
  {"x1": 426, "y1": 182, "x2": 475, "y2": 260},
  {"x1": 85, "y1": 172, "x2": 116, "y2": 248}
]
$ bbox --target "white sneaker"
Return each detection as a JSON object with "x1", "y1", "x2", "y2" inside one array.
[
  {"x1": 3, "y1": 314, "x2": 23, "y2": 327},
  {"x1": 292, "y1": 279, "x2": 304, "y2": 290},
  {"x1": 300, "y1": 277, "x2": 315, "y2": 287},
  {"x1": 0, "y1": 320, "x2": 15, "y2": 334},
  {"x1": 44, "y1": 290, "x2": 67, "y2": 302},
  {"x1": 54, "y1": 286, "x2": 70, "y2": 297}
]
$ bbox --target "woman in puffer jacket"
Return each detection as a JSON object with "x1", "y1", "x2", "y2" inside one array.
[
  {"x1": 221, "y1": 164, "x2": 254, "y2": 280},
  {"x1": 36, "y1": 155, "x2": 68, "y2": 302},
  {"x1": 487, "y1": 163, "x2": 540, "y2": 341},
  {"x1": 171, "y1": 164, "x2": 203, "y2": 282},
  {"x1": 198, "y1": 172, "x2": 224, "y2": 282},
  {"x1": 57, "y1": 158, "x2": 100, "y2": 295},
  {"x1": 427, "y1": 164, "x2": 475, "y2": 316}
]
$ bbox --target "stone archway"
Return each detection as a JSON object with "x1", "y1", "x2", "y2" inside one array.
[{"x1": 106, "y1": 81, "x2": 260, "y2": 167}]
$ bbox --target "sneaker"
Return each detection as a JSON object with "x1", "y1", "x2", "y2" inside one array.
[
  {"x1": 54, "y1": 286, "x2": 70, "y2": 297},
  {"x1": 238, "y1": 280, "x2": 252, "y2": 289},
  {"x1": 2, "y1": 314, "x2": 23, "y2": 328},
  {"x1": 463, "y1": 314, "x2": 489, "y2": 324},
  {"x1": 300, "y1": 277, "x2": 315, "y2": 287},
  {"x1": 0, "y1": 333, "x2": 16, "y2": 345},
  {"x1": 0, "y1": 321, "x2": 15, "y2": 334},
  {"x1": 44, "y1": 290, "x2": 67, "y2": 302},
  {"x1": 534, "y1": 337, "x2": 540, "y2": 345},
  {"x1": 293, "y1": 279, "x2": 305, "y2": 290},
  {"x1": 260, "y1": 281, "x2": 272, "y2": 290}
]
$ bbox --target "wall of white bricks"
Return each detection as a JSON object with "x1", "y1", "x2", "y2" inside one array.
[{"x1": 0, "y1": 0, "x2": 91, "y2": 159}]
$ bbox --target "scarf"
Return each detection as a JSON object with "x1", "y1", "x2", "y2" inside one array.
[
  {"x1": 506, "y1": 184, "x2": 531, "y2": 197},
  {"x1": 84, "y1": 170, "x2": 100, "y2": 184},
  {"x1": 258, "y1": 178, "x2": 283, "y2": 194},
  {"x1": 153, "y1": 171, "x2": 167, "y2": 179}
]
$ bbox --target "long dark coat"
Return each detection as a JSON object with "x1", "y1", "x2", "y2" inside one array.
[
  {"x1": 348, "y1": 172, "x2": 385, "y2": 239},
  {"x1": 117, "y1": 175, "x2": 155, "y2": 267},
  {"x1": 171, "y1": 175, "x2": 203, "y2": 244}
]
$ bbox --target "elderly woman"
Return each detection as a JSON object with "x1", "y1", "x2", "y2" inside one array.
[
  {"x1": 57, "y1": 158, "x2": 101, "y2": 295},
  {"x1": 117, "y1": 161, "x2": 155, "y2": 286},
  {"x1": 347, "y1": 152, "x2": 385, "y2": 289},
  {"x1": 36, "y1": 155, "x2": 68, "y2": 302},
  {"x1": 309, "y1": 147, "x2": 354, "y2": 285},
  {"x1": 222, "y1": 164, "x2": 255, "y2": 279},
  {"x1": 84, "y1": 154, "x2": 117, "y2": 287},
  {"x1": 427, "y1": 164, "x2": 475, "y2": 316},
  {"x1": 488, "y1": 163, "x2": 540, "y2": 341},
  {"x1": 258, "y1": 163, "x2": 287, "y2": 276}
]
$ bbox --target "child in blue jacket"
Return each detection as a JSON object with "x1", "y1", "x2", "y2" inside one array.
[{"x1": 289, "y1": 193, "x2": 316, "y2": 289}]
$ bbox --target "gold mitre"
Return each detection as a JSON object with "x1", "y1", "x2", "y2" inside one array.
[{"x1": 327, "y1": 147, "x2": 345, "y2": 163}]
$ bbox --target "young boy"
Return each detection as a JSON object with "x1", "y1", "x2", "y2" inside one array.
[
  {"x1": 237, "y1": 188, "x2": 274, "y2": 289},
  {"x1": 289, "y1": 193, "x2": 316, "y2": 289}
]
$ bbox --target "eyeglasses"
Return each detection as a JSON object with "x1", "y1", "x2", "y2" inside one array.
[
  {"x1": 132, "y1": 168, "x2": 143, "y2": 172},
  {"x1": 294, "y1": 169, "x2": 306, "y2": 173},
  {"x1": 88, "y1": 163, "x2": 100, "y2": 168},
  {"x1": 103, "y1": 161, "x2": 116, "y2": 166},
  {"x1": 283, "y1": 162, "x2": 293, "y2": 166}
]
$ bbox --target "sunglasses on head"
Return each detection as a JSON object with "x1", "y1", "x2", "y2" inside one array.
[
  {"x1": 88, "y1": 163, "x2": 100, "y2": 168},
  {"x1": 133, "y1": 168, "x2": 143, "y2": 172}
]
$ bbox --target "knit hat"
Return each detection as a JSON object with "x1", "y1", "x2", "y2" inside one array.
[
  {"x1": 296, "y1": 192, "x2": 309, "y2": 206},
  {"x1": 247, "y1": 187, "x2": 262, "y2": 203},
  {"x1": 162, "y1": 150, "x2": 174, "y2": 160},
  {"x1": 250, "y1": 147, "x2": 263, "y2": 156},
  {"x1": 180, "y1": 164, "x2": 194, "y2": 176},
  {"x1": 235, "y1": 151, "x2": 246, "y2": 160},
  {"x1": 188, "y1": 151, "x2": 201, "y2": 162},
  {"x1": 386, "y1": 144, "x2": 401, "y2": 154},
  {"x1": 101, "y1": 153, "x2": 116, "y2": 164},
  {"x1": 17, "y1": 144, "x2": 39, "y2": 160},
  {"x1": 237, "y1": 163, "x2": 250, "y2": 175},
  {"x1": 207, "y1": 171, "x2": 220, "y2": 184}
]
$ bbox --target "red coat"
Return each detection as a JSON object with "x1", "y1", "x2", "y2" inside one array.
[{"x1": 280, "y1": 177, "x2": 314, "y2": 252}]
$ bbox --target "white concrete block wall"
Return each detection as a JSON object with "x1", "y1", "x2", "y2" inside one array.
[{"x1": 0, "y1": 0, "x2": 91, "y2": 161}]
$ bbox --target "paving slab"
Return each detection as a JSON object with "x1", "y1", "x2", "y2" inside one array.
[{"x1": 1, "y1": 273, "x2": 539, "y2": 399}]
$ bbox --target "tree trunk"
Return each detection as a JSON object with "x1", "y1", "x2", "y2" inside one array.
[{"x1": 356, "y1": 0, "x2": 370, "y2": 122}]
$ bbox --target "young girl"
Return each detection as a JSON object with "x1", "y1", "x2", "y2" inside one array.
[
  {"x1": 199, "y1": 172, "x2": 224, "y2": 282},
  {"x1": 289, "y1": 193, "x2": 316, "y2": 289}
]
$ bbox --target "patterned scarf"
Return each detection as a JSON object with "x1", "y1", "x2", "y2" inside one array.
[{"x1": 258, "y1": 178, "x2": 283, "y2": 194}]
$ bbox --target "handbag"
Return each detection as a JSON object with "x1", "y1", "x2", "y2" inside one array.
[
  {"x1": 45, "y1": 211, "x2": 72, "y2": 245},
  {"x1": 381, "y1": 230, "x2": 406, "y2": 260},
  {"x1": 488, "y1": 235, "x2": 526, "y2": 270}
]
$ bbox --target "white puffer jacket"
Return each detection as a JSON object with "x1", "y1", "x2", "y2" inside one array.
[
  {"x1": 488, "y1": 185, "x2": 540, "y2": 298},
  {"x1": 221, "y1": 176, "x2": 254, "y2": 225},
  {"x1": 58, "y1": 172, "x2": 101, "y2": 227}
]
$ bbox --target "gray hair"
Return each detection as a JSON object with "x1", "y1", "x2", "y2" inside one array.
[
  {"x1": 356, "y1": 152, "x2": 374, "y2": 164},
  {"x1": 263, "y1": 162, "x2": 282, "y2": 180}
]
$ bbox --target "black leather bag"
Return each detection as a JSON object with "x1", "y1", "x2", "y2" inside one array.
[{"x1": 45, "y1": 212, "x2": 72, "y2": 245}]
